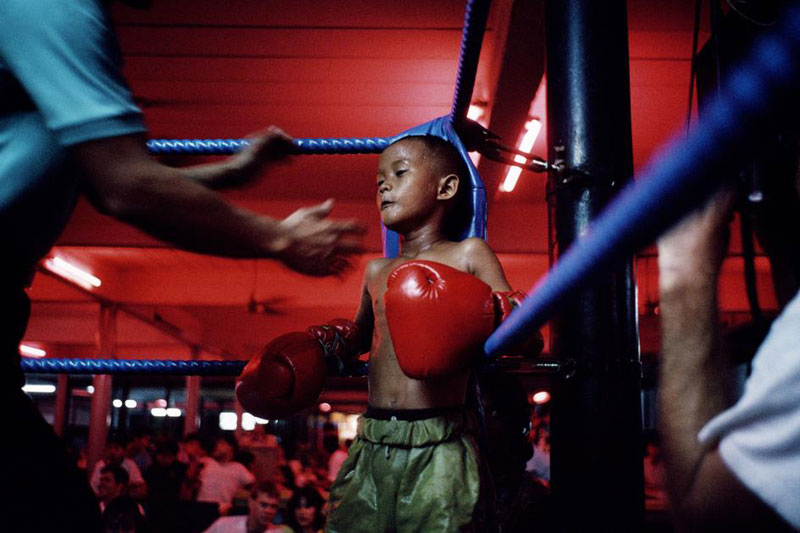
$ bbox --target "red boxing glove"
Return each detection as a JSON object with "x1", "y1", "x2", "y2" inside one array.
[
  {"x1": 236, "y1": 332, "x2": 326, "y2": 419},
  {"x1": 491, "y1": 290, "x2": 544, "y2": 356},
  {"x1": 306, "y1": 318, "x2": 361, "y2": 373},
  {"x1": 385, "y1": 260, "x2": 495, "y2": 379}
]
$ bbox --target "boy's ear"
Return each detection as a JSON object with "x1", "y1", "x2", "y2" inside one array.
[{"x1": 437, "y1": 174, "x2": 459, "y2": 201}]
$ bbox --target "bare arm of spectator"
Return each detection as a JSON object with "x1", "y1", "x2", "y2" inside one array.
[
  {"x1": 71, "y1": 131, "x2": 364, "y2": 277},
  {"x1": 657, "y1": 190, "x2": 788, "y2": 530},
  {"x1": 89, "y1": 460, "x2": 103, "y2": 494},
  {"x1": 238, "y1": 462, "x2": 256, "y2": 490},
  {"x1": 124, "y1": 459, "x2": 147, "y2": 500}
]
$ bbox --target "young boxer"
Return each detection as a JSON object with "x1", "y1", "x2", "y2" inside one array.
[{"x1": 238, "y1": 135, "x2": 543, "y2": 532}]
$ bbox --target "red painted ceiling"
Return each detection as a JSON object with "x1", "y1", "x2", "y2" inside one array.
[{"x1": 24, "y1": 0, "x2": 774, "y2": 361}]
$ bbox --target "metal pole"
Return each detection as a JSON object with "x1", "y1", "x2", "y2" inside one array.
[
  {"x1": 234, "y1": 395, "x2": 245, "y2": 442},
  {"x1": 184, "y1": 379, "x2": 201, "y2": 436},
  {"x1": 545, "y1": 1, "x2": 643, "y2": 529},
  {"x1": 184, "y1": 346, "x2": 201, "y2": 436},
  {"x1": 53, "y1": 373, "x2": 69, "y2": 437},
  {"x1": 87, "y1": 304, "x2": 117, "y2": 475}
]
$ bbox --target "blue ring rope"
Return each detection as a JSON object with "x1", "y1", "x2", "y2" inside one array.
[
  {"x1": 450, "y1": 0, "x2": 492, "y2": 123},
  {"x1": 485, "y1": 6, "x2": 800, "y2": 357},
  {"x1": 21, "y1": 358, "x2": 245, "y2": 376},
  {"x1": 20, "y1": 357, "x2": 556, "y2": 376},
  {"x1": 147, "y1": 137, "x2": 392, "y2": 156}
]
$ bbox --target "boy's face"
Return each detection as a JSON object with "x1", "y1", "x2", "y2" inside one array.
[{"x1": 377, "y1": 139, "x2": 446, "y2": 232}]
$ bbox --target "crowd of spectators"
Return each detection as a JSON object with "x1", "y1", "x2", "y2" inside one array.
[
  {"x1": 63, "y1": 425, "x2": 346, "y2": 533},
  {"x1": 60, "y1": 393, "x2": 666, "y2": 533}
]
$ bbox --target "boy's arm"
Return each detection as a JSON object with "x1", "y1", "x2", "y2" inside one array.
[
  {"x1": 351, "y1": 260, "x2": 378, "y2": 355},
  {"x1": 237, "y1": 262, "x2": 377, "y2": 418},
  {"x1": 462, "y1": 238, "x2": 544, "y2": 355},
  {"x1": 461, "y1": 238, "x2": 512, "y2": 292}
]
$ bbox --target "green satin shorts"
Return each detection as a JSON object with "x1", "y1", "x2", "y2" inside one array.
[{"x1": 326, "y1": 408, "x2": 481, "y2": 533}]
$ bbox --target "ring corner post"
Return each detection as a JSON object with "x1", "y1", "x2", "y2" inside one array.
[{"x1": 546, "y1": 0, "x2": 644, "y2": 529}]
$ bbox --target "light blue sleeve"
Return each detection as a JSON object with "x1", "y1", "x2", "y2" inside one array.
[
  {"x1": 698, "y1": 292, "x2": 800, "y2": 529},
  {"x1": 0, "y1": 0, "x2": 146, "y2": 146}
]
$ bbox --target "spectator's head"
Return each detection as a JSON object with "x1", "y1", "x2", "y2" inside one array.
[
  {"x1": 286, "y1": 485, "x2": 326, "y2": 532},
  {"x1": 181, "y1": 432, "x2": 211, "y2": 460},
  {"x1": 248, "y1": 481, "x2": 281, "y2": 529},
  {"x1": 479, "y1": 373, "x2": 534, "y2": 470},
  {"x1": 212, "y1": 433, "x2": 238, "y2": 463},
  {"x1": 153, "y1": 440, "x2": 179, "y2": 467},
  {"x1": 98, "y1": 464, "x2": 129, "y2": 503},
  {"x1": 105, "y1": 436, "x2": 127, "y2": 466},
  {"x1": 102, "y1": 495, "x2": 147, "y2": 533},
  {"x1": 129, "y1": 426, "x2": 153, "y2": 447}
]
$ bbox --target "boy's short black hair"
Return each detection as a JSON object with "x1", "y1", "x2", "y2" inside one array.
[{"x1": 392, "y1": 135, "x2": 472, "y2": 240}]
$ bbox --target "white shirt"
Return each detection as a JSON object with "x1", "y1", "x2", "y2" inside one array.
[
  {"x1": 699, "y1": 291, "x2": 800, "y2": 529},
  {"x1": 197, "y1": 458, "x2": 256, "y2": 508}
]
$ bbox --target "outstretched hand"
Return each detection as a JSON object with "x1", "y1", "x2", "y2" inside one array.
[
  {"x1": 210, "y1": 126, "x2": 296, "y2": 189},
  {"x1": 236, "y1": 125, "x2": 295, "y2": 166},
  {"x1": 274, "y1": 199, "x2": 366, "y2": 277}
]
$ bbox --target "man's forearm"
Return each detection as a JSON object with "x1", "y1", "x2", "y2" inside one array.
[
  {"x1": 658, "y1": 277, "x2": 735, "y2": 511},
  {"x1": 105, "y1": 167, "x2": 285, "y2": 258},
  {"x1": 74, "y1": 135, "x2": 287, "y2": 259},
  {"x1": 182, "y1": 159, "x2": 250, "y2": 190}
]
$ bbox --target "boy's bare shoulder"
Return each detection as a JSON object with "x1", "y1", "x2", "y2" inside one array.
[
  {"x1": 457, "y1": 237, "x2": 498, "y2": 259},
  {"x1": 364, "y1": 256, "x2": 395, "y2": 280}
]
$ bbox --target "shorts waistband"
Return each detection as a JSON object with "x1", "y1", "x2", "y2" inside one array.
[{"x1": 364, "y1": 405, "x2": 465, "y2": 421}]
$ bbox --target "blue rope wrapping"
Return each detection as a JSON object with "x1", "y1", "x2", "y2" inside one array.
[
  {"x1": 21, "y1": 358, "x2": 245, "y2": 376},
  {"x1": 450, "y1": 0, "x2": 493, "y2": 123},
  {"x1": 20, "y1": 358, "x2": 372, "y2": 377},
  {"x1": 146, "y1": 137, "x2": 392, "y2": 155},
  {"x1": 293, "y1": 137, "x2": 391, "y2": 154},
  {"x1": 147, "y1": 139, "x2": 249, "y2": 155},
  {"x1": 20, "y1": 357, "x2": 554, "y2": 376},
  {"x1": 485, "y1": 5, "x2": 800, "y2": 357}
]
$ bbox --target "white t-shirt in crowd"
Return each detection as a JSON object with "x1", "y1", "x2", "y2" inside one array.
[{"x1": 197, "y1": 457, "x2": 256, "y2": 508}]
